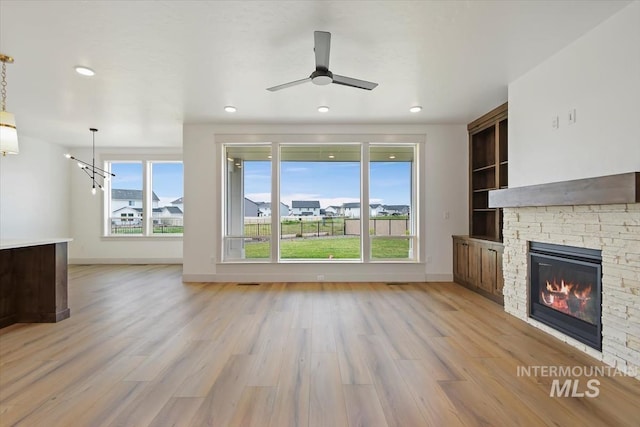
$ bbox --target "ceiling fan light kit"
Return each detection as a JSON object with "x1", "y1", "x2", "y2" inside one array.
[{"x1": 267, "y1": 31, "x2": 378, "y2": 92}]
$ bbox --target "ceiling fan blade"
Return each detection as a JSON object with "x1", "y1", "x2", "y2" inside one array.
[
  {"x1": 314, "y1": 31, "x2": 331, "y2": 70},
  {"x1": 267, "y1": 77, "x2": 312, "y2": 92},
  {"x1": 332, "y1": 74, "x2": 378, "y2": 90}
]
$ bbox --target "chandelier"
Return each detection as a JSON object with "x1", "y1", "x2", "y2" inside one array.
[{"x1": 65, "y1": 128, "x2": 115, "y2": 194}]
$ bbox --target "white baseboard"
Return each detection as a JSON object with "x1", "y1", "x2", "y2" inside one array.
[
  {"x1": 69, "y1": 258, "x2": 183, "y2": 265},
  {"x1": 425, "y1": 273, "x2": 453, "y2": 282},
  {"x1": 182, "y1": 272, "x2": 446, "y2": 283}
]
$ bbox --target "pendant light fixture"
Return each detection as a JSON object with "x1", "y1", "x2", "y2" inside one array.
[
  {"x1": 0, "y1": 53, "x2": 19, "y2": 156},
  {"x1": 65, "y1": 128, "x2": 115, "y2": 195}
]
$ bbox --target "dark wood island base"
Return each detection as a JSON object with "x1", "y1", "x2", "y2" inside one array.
[{"x1": 0, "y1": 239, "x2": 71, "y2": 328}]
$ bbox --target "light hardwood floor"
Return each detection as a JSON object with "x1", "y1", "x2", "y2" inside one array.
[{"x1": 1, "y1": 264, "x2": 639, "y2": 426}]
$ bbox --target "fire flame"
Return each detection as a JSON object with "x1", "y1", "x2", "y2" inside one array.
[
  {"x1": 573, "y1": 285, "x2": 592, "y2": 301},
  {"x1": 540, "y1": 278, "x2": 594, "y2": 323},
  {"x1": 546, "y1": 279, "x2": 572, "y2": 295}
]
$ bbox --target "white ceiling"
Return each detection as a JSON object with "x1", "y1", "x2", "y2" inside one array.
[{"x1": 0, "y1": 0, "x2": 631, "y2": 148}]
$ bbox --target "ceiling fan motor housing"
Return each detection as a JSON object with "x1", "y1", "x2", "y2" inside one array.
[{"x1": 311, "y1": 69, "x2": 333, "y2": 85}]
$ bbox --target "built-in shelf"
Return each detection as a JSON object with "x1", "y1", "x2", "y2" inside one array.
[
  {"x1": 468, "y1": 102, "x2": 508, "y2": 241},
  {"x1": 458, "y1": 103, "x2": 507, "y2": 304},
  {"x1": 489, "y1": 172, "x2": 640, "y2": 208},
  {"x1": 473, "y1": 164, "x2": 497, "y2": 173}
]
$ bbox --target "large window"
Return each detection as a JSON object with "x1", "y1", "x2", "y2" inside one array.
[
  {"x1": 223, "y1": 145, "x2": 272, "y2": 260},
  {"x1": 280, "y1": 144, "x2": 361, "y2": 260},
  {"x1": 369, "y1": 145, "x2": 415, "y2": 260},
  {"x1": 108, "y1": 162, "x2": 143, "y2": 234},
  {"x1": 151, "y1": 162, "x2": 184, "y2": 235},
  {"x1": 105, "y1": 159, "x2": 183, "y2": 236},
  {"x1": 221, "y1": 141, "x2": 418, "y2": 263}
]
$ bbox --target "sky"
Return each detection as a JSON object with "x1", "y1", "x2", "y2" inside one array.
[
  {"x1": 110, "y1": 162, "x2": 184, "y2": 206},
  {"x1": 109, "y1": 160, "x2": 410, "y2": 209},
  {"x1": 245, "y1": 161, "x2": 411, "y2": 208}
]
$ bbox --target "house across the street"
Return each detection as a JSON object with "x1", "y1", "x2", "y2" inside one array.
[{"x1": 290, "y1": 200, "x2": 321, "y2": 216}]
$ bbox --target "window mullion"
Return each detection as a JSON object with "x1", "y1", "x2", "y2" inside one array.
[
  {"x1": 362, "y1": 142, "x2": 370, "y2": 263},
  {"x1": 144, "y1": 161, "x2": 152, "y2": 236},
  {"x1": 271, "y1": 142, "x2": 280, "y2": 263},
  {"x1": 103, "y1": 161, "x2": 111, "y2": 236}
]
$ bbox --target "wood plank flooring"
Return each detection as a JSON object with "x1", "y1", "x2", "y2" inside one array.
[{"x1": 1, "y1": 264, "x2": 639, "y2": 426}]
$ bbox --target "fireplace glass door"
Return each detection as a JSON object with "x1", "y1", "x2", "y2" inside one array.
[{"x1": 529, "y1": 242, "x2": 602, "y2": 350}]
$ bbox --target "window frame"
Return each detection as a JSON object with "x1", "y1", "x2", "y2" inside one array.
[
  {"x1": 102, "y1": 154, "x2": 183, "y2": 238},
  {"x1": 219, "y1": 137, "x2": 421, "y2": 263},
  {"x1": 368, "y1": 143, "x2": 418, "y2": 262}
]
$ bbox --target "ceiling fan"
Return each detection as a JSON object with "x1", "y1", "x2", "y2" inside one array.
[{"x1": 267, "y1": 31, "x2": 378, "y2": 92}]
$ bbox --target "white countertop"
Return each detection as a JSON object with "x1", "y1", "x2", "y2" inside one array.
[{"x1": 0, "y1": 238, "x2": 73, "y2": 250}]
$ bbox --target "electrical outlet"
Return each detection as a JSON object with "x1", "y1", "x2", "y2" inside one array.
[
  {"x1": 552, "y1": 116, "x2": 559, "y2": 129},
  {"x1": 568, "y1": 108, "x2": 576, "y2": 124},
  {"x1": 443, "y1": 211, "x2": 450, "y2": 220},
  {"x1": 317, "y1": 274, "x2": 325, "y2": 281}
]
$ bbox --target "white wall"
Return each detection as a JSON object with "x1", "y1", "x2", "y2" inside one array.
[
  {"x1": 67, "y1": 147, "x2": 183, "y2": 264},
  {"x1": 509, "y1": 1, "x2": 640, "y2": 188},
  {"x1": 0, "y1": 135, "x2": 70, "y2": 239},
  {"x1": 183, "y1": 123, "x2": 467, "y2": 282}
]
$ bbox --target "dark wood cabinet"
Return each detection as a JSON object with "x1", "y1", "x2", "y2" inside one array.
[
  {"x1": 479, "y1": 245, "x2": 496, "y2": 293},
  {"x1": 453, "y1": 102, "x2": 507, "y2": 304},
  {"x1": 452, "y1": 236, "x2": 503, "y2": 304},
  {"x1": 0, "y1": 241, "x2": 70, "y2": 328},
  {"x1": 468, "y1": 102, "x2": 508, "y2": 241},
  {"x1": 496, "y1": 248, "x2": 504, "y2": 296},
  {"x1": 453, "y1": 238, "x2": 468, "y2": 281}
]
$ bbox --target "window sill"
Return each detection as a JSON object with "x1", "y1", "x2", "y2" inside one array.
[
  {"x1": 219, "y1": 259, "x2": 421, "y2": 265},
  {"x1": 101, "y1": 235, "x2": 183, "y2": 241}
]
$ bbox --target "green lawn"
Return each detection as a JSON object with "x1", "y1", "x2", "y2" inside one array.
[{"x1": 244, "y1": 237, "x2": 411, "y2": 259}]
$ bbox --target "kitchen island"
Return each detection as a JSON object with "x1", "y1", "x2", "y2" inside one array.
[{"x1": 0, "y1": 238, "x2": 71, "y2": 328}]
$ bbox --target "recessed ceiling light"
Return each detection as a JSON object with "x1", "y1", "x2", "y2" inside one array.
[
  {"x1": 267, "y1": 155, "x2": 272, "y2": 159},
  {"x1": 318, "y1": 106, "x2": 330, "y2": 113},
  {"x1": 75, "y1": 66, "x2": 95, "y2": 76},
  {"x1": 224, "y1": 106, "x2": 237, "y2": 113},
  {"x1": 409, "y1": 106, "x2": 422, "y2": 113},
  {"x1": 389, "y1": 155, "x2": 396, "y2": 159},
  {"x1": 328, "y1": 154, "x2": 335, "y2": 159}
]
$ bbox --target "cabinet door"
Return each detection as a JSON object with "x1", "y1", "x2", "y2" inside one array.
[
  {"x1": 495, "y1": 248, "x2": 504, "y2": 296},
  {"x1": 453, "y1": 239, "x2": 469, "y2": 281},
  {"x1": 479, "y1": 246, "x2": 497, "y2": 293},
  {"x1": 467, "y1": 243, "x2": 481, "y2": 286}
]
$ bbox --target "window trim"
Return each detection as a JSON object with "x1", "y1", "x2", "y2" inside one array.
[
  {"x1": 219, "y1": 136, "x2": 422, "y2": 263},
  {"x1": 102, "y1": 154, "x2": 183, "y2": 238}
]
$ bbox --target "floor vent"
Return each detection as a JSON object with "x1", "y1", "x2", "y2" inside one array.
[
  {"x1": 237, "y1": 283, "x2": 260, "y2": 286},
  {"x1": 386, "y1": 282, "x2": 409, "y2": 286}
]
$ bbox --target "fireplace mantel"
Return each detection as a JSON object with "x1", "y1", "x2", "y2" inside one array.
[{"x1": 489, "y1": 172, "x2": 639, "y2": 208}]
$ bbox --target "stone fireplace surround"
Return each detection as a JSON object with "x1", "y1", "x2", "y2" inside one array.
[{"x1": 489, "y1": 173, "x2": 639, "y2": 379}]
